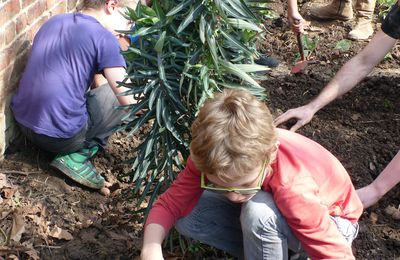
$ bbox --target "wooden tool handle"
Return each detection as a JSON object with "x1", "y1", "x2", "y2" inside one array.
[
  {"x1": 293, "y1": 19, "x2": 305, "y2": 61},
  {"x1": 296, "y1": 33, "x2": 305, "y2": 61}
]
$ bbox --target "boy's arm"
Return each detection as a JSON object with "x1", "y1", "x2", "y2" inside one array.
[
  {"x1": 357, "y1": 150, "x2": 400, "y2": 208},
  {"x1": 274, "y1": 30, "x2": 396, "y2": 131},
  {"x1": 104, "y1": 66, "x2": 137, "y2": 106},
  {"x1": 141, "y1": 223, "x2": 166, "y2": 260},
  {"x1": 287, "y1": 0, "x2": 304, "y2": 32},
  {"x1": 141, "y1": 157, "x2": 203, "y2": 257}
]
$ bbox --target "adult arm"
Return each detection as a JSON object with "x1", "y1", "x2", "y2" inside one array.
[
  {"x1": 357, "y1": 150, "x2": 400, "y2": 208},
  {"x1": 104, "y1": 67, "x2": 137, "y2": 106},
  {"x1": 274, "y1": 30, "x2": 397, "y2": 131}
]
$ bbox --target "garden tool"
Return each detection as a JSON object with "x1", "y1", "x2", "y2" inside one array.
[
  {"x1": 291, "y1": 32, "x2": 308, "y2": 74},
  {"x1": 291, "y1": 32, "x2": 318, "y2": 74}
]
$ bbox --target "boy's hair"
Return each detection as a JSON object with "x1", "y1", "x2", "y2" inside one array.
[
  {"x1": 80, "y1": 0, "x2": 138, "y2": 10},
  {"x1": 190, "y1": 89, "x2": 278, "y2": 181}
]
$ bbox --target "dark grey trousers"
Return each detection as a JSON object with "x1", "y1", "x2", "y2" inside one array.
[{"x1": 17, "y1": 84, "x2": 126, "y2": 155}]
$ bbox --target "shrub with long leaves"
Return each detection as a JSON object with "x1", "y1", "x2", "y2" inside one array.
[{"x1": 118, "y1": 0, "x2": 270, "y2": 217}]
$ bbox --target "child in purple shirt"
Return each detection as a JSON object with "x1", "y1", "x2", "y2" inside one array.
[{"x1": 11, "y1": 0, "x2": 137, "y2": 189}]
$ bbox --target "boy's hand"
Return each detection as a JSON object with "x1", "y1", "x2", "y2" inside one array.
[
  {"x1": 274, "y1": 105, "x2": 316, "y2": 131},
  {"x1": 288, "y1": 12, "x2": 304, "y2": 33}
]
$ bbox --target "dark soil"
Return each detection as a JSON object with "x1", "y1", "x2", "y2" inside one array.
[{"x1": 1, "y1": 0, "x2": 399, "y2": 259}]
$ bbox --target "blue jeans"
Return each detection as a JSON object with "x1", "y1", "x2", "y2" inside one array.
[
  {"x1": 175, "y1": 191, "x2": 359, "y2": 259},
  {"x1": 17, "y1": 84, "x2": 125, "y2": 154}
]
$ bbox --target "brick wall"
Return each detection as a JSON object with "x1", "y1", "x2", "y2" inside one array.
[{"x1": 0, "y1": 0, "x2": 81, "y2": 160}]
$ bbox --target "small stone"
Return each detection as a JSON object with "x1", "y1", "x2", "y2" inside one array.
[
  {"x1": 99, "y1": 187, "x2": 110, "y2": 196},
  {"x1": 391, "y1": 210, "x2": 400, "y2": 220},
  {"x1": 384, "y1": 205, "x2": 398, "y2": 216}
]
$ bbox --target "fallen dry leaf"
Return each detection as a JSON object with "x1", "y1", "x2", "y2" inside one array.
[
  {"x1": 0, "y1": 173, "x2": 9, "y2": 189},
  {"x1": 351, "y1": 113, "x2": 361, "y2": 121},
  {"x1": 22, "y1": 242, "x2": 40, "y2": 260},
  {"x1": 2, "y1": 187, "x2": 16, "y2": 199},
  {"x1": 369, "y1": 212, "x2": 378, "y2": 225},
  {"x1": 49, "y1": 226, "x2": 73, "y2": 240},
  {"x1": 10, "y1": 210, "x2": 25, "y2": 242},
  {"x1": 0, "y1": 209, "x2": 12, "y2": 220},
  {"x1": 369, "y1": 162, "x2": 376, "y2": 171},
  {"x1": 106, "y1": 230, "x2": 130, "y2": 241}
]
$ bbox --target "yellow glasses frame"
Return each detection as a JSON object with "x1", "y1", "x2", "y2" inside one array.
[{"x1": 200, "y1": 161, "x2": 267, "y2": 195}]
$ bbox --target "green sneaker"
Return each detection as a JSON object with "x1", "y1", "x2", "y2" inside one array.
[{"x1": 50, "y1": 146, "x2": 105, "y2": 189}]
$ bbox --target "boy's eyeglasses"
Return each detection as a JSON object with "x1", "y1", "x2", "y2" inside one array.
[{"x1": 200, "y1": 161, "x2": 267, "y2": 195}]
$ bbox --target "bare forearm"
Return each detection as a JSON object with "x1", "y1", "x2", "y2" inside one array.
[
  {"x1": 307, "y1": 56, "x2": 373, "y2": 112},
  {"x1": 372, "y1": 151, "x2": 400, "y2": 196},
  {"x1": 287, "y1": 0, "x2": 298, "y2": 14},
  {"x1": 141, "y1": 223, "x2": 166, "y2": 260},
  {"x1": 104, "y1": 67, "x2": 137, "y2": 106},
  {"x1": 307, "y1": 30, "x2": 396, "y2": 114}
]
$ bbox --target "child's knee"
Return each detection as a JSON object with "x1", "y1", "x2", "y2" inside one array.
[{"x1": 240, "y1": 192, "x2": 281, "y2": 234}]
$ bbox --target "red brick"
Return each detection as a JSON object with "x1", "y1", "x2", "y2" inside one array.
[
  {"x1": 0, "y1": 0, "x2": 21, "y2": 28},
  {"x1": 0, "y1": 29, "x2": 5, "y2": 50},
  {"x1": 26, "y1": 1, "x2": 45, "y2": 24},
  {"x1": 21, "y1": 0, "x2": 37, "y2": 8},
  {"x1": 16, "y1": 12, "x2": 28, "y2": 35},
  {"x1": 0, "y1": 48, "x2": 9, "y2": 72},
  {"x1": 27, "y1": 14, "x2": 49, "y2": 40},
  {"x1": 46, "y1": 0, "x2": 58, "y2": 10},
  {"x1": 50, "y1": 1, "x2": 66, "y2": 16},
  {"x1": 5, "y1": 21, "x2": 16, "y2": 46}
]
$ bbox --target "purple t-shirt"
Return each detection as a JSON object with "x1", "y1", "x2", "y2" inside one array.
[{"x1": 11, "y1": 13, "x2": 126, "y2": 138}]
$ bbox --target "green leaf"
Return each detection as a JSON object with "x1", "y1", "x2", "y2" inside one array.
[
  {"x1": 155, "y1": 31, "x2": 167, "y2": 53},
  {"x1": 234, "y1": 63, "x2": 270, "y2": 72},
  {"x1": 156, "y1": 96, "x2": 164, "y2": 127},
  {"x1": 124, "y1": 47, "x2": 158, "y2": 62},
  {"x1": 153, "y1": 0, "x2": 166, "y2": 20},
  {"x1": 177, "y1": 4, "x2": 205, "y2": 34},
  {"x1": 226, "y1": 18, "x2": 262, "y2": 32},
  {"x1": 149, "y1": 85, "x2": 161, "y2": 109},
  {"x1": 130, "y1": 26, "x2": 159, "y2": 37},
  {"x1": 335, "y1": 39, "x2": 352, "y2": 52},
  {"x1": 128, "y1": 109, "x2": 155, "y2": 135},
  {"x1": 228, "y1": 0, "x2": 257, "y2": 20},
  {"x1": 219, "y1": 59, "x2": 263, "y2": 89},
  {"x1": 215, "y1": 0, "x2": 246, "y2": 19},
  {"x1": 220, "y1": 30, "x2": 253, "y2": 56},
  {"x1": 166, "y1": 0, "x2": 195, "y2": 16},
  {"x1": 206, "y1": 24, "x2": 219, "y2": 70},
  {"x1": 199, "y1": 15, "x2": 206, "y2": 44},
  {"x1": 141, "y1": 5, "x2": 157, "y2": 17}
]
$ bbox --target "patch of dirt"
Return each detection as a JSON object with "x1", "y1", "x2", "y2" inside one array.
[{"x1": 1, "y1": 1, "x2": 399, "y2": 259}]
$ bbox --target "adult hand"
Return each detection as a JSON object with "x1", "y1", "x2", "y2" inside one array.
[
  {"x1": 274, "y1": 105, "x2": 316, "y2": 132},
  {"x1": 288, "y1": 11, "x2": 304, "y2": 33},
  {"x1": 356, "y1": 183, "x2": 382, "y2": 209}
]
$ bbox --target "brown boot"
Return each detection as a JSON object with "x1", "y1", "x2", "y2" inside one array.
[
  {"x1": 310, "y1": 0, "x2": 353, "y2": 21},
  {"x1": 348, "y1": 0, "x2": 375, "y2": 40}
]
